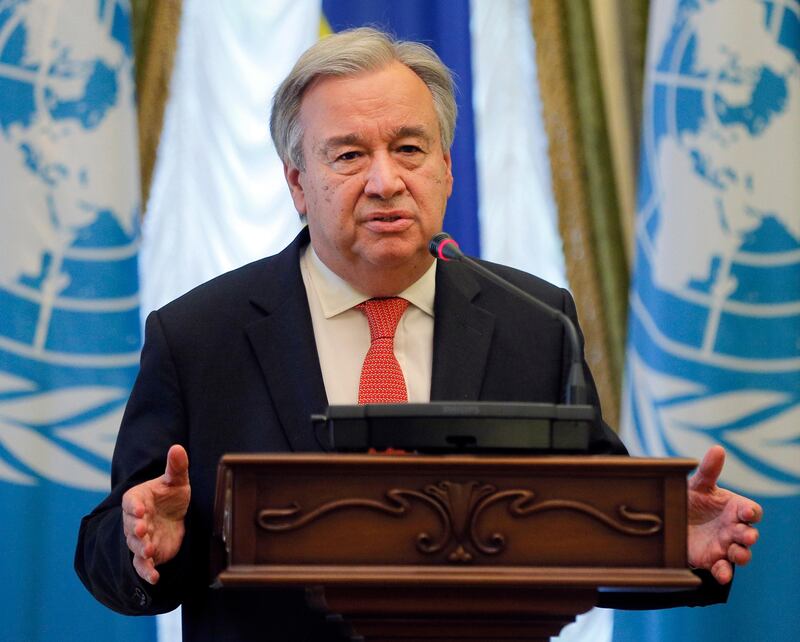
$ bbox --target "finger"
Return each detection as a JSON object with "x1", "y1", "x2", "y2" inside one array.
[
  {"x1": 689, "y1": 445, "x2": 726, "y2": 491},
  {"x1": 125, "y1": 530, "x2": 153, "y2": 560},
  {"x1": 739, "y1": 500, "x2": 764, "y2": 525},
  {"x1": 122, "y1": 510, "x2": 143, "y2": 539},
  {"x1": 134, "y1": 518, "x2": 150, "y2": 540},
  {"x1": 122, "y1": 502, "x2": 155, "y2": 541},
  {"x1": 736, "y1": 523, "x2": 759, "y2": 548},
  {"x1": 723, "y1": 520, "x2": 759, "y2": 547},
  {"x1": 124, "y1": 519, "x2": 155, "y2": 559},
  {"x1": 132, "y1": 554, "x2": 159, "y2": 585},
  {"x1": 710, "y1": 558, "x2": 733, "y2": 585},
  {"x1": 121, "y1": 490, "x2": 146, "y2": 518},
  {"x1": 728, "y1": 542, "x2": 752, "y2": 566},
  {"x1": 164, "y1": 444, "x2": 190, "y2": 487}
]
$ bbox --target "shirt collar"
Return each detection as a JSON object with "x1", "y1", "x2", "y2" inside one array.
[{"x1": 302, "y1": 245, "x2": 436, "y2": 319}]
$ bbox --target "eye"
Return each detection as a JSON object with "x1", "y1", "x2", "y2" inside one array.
[
  {"x1": 397, "y1": 144, "x2": 423, "y2": 154},
  {"x1": 336, "y1": 150, "x2": 361, "y2": 162}
]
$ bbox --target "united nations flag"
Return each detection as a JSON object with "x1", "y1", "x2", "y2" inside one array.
[
  {"x1": 616, "y1": 1, "x2": 800, "y2": 640},
  {"x1": 0, "y1": 1, "x2": 155, "y2": 640}
]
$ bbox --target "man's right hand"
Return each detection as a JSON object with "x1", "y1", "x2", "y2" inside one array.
[{"x1": 121, "y1": 444, "x2": 191, "y2": 585}]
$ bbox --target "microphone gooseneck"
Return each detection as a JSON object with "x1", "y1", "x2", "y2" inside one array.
[{"x1": 428, "y1": 232, "x2": 588, "y2": 405}]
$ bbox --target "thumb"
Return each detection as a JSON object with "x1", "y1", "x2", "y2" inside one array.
[
  {"x1": 163, "y1": 444, "x2": 189, "y2": 487},
  {"x1": 689, "y1": 445, "x2": 725, "y2": 492}
]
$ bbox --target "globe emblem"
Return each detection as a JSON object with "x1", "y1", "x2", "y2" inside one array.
[
  {"x1": 625, "y1": 0, "x2": 800, "y2": 496},
  {"x1": 0, "y1": 0, "x2": 140, "y2": 490}
]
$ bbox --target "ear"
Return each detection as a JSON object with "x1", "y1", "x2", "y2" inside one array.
[
  {"x1": 443, "y1": 151, "x2": 454, "y2": 198},
  {"x1": 284, "y1": 163, "x2": 308, "y2": 216}
]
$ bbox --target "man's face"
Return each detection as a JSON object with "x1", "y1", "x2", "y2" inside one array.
[{"x1": 284, "y1": 61, "x2": 453, "y2": 295}]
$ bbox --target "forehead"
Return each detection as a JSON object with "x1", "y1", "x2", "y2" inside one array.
[{"x1": 298, "y1": 61, "x2": 440, "y2": 143}]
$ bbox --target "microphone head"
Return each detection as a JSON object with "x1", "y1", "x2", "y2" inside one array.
[{"x1": 429, "y1": 232, "x2": 461, "y2": 261}]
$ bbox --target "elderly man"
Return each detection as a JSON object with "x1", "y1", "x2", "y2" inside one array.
[{"x1": 75, "y1": 28, "x2": 761, "y2": 642}]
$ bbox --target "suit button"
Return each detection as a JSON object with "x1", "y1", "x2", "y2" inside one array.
[{"x1": 133, "y1": 586, "x2": 149, "y2": 608}]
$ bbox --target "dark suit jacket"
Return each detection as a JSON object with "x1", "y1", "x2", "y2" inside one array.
[{"x1": 75, "y1": 229, "x2": 720, "y2": 641}]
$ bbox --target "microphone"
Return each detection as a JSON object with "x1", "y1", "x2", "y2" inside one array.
[{"x1": 429, "y1": 232, "x2": 588, "y2": 405}]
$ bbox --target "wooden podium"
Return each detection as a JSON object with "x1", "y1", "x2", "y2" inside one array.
[{"x1": 212, "y1": 454, "x2": 699, "y2": 641}]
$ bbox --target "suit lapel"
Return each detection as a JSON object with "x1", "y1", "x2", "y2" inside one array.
[
  {"x1": 430, "y1": 261, "x2": 495, "y2": 401},
  {"x1": 245, "y1": 230, "x2": 328, "y2": 452}
]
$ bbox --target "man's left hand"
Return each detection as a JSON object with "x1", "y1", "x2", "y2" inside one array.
[{"x1": 687, "y1": 445, "x2": 763, "y2": 584}]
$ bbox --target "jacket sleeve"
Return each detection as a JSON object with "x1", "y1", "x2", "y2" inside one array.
[
  {"x1": 598, "y1": 569, "x2": 732, "y2": 609},
  {"x1": 74, "y1": 311, "x2": 192, "y2": 615}
]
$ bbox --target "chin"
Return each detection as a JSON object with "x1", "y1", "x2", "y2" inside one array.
[
  {"x1": 363, "y1": 237, "x2": 424, "y2": 262},
  {"x1": 366, "y1": 252, "x2": 417, "y2": 269}
]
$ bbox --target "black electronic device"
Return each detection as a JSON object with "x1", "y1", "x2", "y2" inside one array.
[{"x1": 314, "y1": 402, "x2": 596, "y2": 454}]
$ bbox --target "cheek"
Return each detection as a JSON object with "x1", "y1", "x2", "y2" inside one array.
[
  {"x1": 332, "y1": 179, "x2": 367, "y2": 213},
  {"x1": 311, "y1": 184, "x2": 361, "y2": 233},
  {"x1": 305, "y1": 170, "x2": 368, "y2": 224},
  {"x1": 304, "y1": 185, "x2": 339, "y2": 225},
  {"x1": 415, "y1": 171, "x2": 451, "y2": 210},
  {"x1": 319, "y1": 180, "x2": 335, "y2": 205}
]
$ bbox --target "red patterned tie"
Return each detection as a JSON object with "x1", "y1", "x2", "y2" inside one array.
[{"x1": 356, "y1": 297, "x2": 410, "y2": 404}]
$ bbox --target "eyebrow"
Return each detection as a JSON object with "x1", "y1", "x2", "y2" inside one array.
[
  {"x1": 392, "y1": 126, "x2": 433, "y2": 143},
  {"x1": 317, "y1": 126, "x2": 434, "y2": 155},
  {"x1": 318, "y1": 133, "x2": 360, "y2": 155}
]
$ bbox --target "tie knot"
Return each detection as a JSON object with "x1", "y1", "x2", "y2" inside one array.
[{"x1": 357, "y1": 297, "x2": 409, "y2": 341}]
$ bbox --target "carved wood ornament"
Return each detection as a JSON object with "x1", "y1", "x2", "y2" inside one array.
[{"x1": 257, "y1": 480, "x2": 662, "y2": 564}]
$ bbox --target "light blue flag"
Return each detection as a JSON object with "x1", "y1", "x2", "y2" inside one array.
[
  {"x1": 0, "y1": 1, "x2": 156, "y2": 640},
  {"x1": 615, "y1": 0, "x2": 800, "y2": 640}
]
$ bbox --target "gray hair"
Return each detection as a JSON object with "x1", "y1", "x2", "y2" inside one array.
[{"x1": 270, "y1": 27, "x2": 457, "y2": 171}]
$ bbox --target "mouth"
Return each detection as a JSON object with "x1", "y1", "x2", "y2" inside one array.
[
  {"x1": 362, "y1": 212, "x2": 414, "y2": 233},
  {"x1": 366, "y1": 209, "x2": 409, "y2": 220}
]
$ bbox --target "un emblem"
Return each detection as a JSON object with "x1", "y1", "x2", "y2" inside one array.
[
  {"x1": 0, "y1": 0, "x2": 140, "y2": 491},
  {"x1": 625, "y1": 0, "x2": 800, "y2": 497}
]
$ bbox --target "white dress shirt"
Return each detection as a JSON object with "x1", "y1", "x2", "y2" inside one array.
[{"x1": 299, "y1": 245, "x2": 435, "y2": 404}]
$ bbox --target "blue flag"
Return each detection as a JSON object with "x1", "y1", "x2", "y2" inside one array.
[
  {"x1": 0, "y1": 1, "x2": 156, "y2": 640},
  {"x1": 321, "y1": 0, "x2": 481, "y2": 256},
  {"x1": 616, "y1": 0, "x2": 800, "y2": 640}
]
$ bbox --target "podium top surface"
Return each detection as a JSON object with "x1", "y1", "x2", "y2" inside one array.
[{"x1": 217, "y1": 453, "x2": 698, "y2": 475}]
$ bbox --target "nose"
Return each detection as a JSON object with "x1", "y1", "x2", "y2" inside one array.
[{"x1": 364, "y1": 153, "x2": 405, "y2": 199}]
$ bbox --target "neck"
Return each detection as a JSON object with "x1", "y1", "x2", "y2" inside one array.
[
  {"x1": 323, "y1": 255, "x2": 434, "y2": 298},
  {"x1": 355, "y1": 259, "x2": 435, "y2": 297}
]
